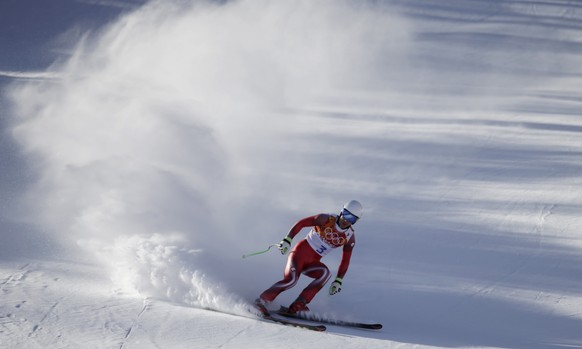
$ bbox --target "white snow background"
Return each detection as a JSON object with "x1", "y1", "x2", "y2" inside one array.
[{"x1": 1, "y1": 0, "x2": 582, "y2": 348}]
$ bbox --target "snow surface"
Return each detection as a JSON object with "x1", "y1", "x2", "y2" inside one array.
[{"x1": 2, "y1": 0, "x2": 582, "y2": 348}]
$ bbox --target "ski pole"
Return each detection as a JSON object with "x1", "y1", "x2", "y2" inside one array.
[{"x1": 242, "y1": 243, "x2": 281, "y2": 259}]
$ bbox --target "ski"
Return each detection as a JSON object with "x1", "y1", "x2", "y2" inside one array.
[
  {"x1": 202, "y1": 306, "x2": 326, "y2": 332},
  {"x1": 276, "y1": 308, "x2": 382, "y2": 330},
  {"x1": 261, "y1": 313, "x2": 326, "y2": 332}
]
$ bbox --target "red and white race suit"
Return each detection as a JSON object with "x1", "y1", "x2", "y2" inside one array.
[{"x1": 260, "y1": 213, "x2": 356, "y2": 305}]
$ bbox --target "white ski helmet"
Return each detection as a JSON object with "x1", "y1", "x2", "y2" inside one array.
[{"x1": 343, "y1": 200, "x2": 363, "y2": 219}]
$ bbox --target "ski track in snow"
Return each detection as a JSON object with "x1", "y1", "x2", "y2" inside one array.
[{"x1": 118, "y1": 299, "x2": 151, "y2": 349}]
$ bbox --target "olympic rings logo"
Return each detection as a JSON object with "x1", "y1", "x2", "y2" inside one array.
[{"x1": 324, "y1": 228, "x2": 346, "y2": 246}]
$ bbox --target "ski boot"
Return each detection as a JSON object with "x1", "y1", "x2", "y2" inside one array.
[
  {"x1": 253, "y1": 298, "x2": 270, "y2": 316},
  {"x1": 281, "y1": 297, "x2": 310, "y2": 315}
]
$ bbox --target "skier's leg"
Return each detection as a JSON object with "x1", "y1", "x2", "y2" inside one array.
[
  {"x1": 259, "y1": 250, "x2": 302, "y2": 302},
  {"x1": 288, "y1": 262, "x2": 330, "y2": 312}
]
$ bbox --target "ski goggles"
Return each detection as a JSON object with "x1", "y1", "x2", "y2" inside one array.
[{"x1": 340, "y1": 208, "x2": 359, "y2": 225}]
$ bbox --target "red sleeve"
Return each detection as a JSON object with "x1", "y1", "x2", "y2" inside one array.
[
  {"x1": 286, "y1": 214, "x2": 328, "y2": 239},
  {"x1": 337, "y1": 233, "x2": 356, "y2": 279}
]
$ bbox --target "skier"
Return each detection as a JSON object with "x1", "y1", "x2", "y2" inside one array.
[{"x1": 255, "y1": 200, "x2": 363, "y2": 315}]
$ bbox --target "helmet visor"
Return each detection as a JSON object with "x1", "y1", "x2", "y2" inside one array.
[{"x1": 340, "y1": 208, "x2": 359, "y2": 224}]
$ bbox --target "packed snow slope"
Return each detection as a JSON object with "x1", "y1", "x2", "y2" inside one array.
[{"x1": 1, "y1": 0, "x2": 582, "y2": 348}]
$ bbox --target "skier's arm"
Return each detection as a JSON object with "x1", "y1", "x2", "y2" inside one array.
[
  {"x1": 329, "y1": 234, "x2": 356, "y2": 295},
  {"x1": 286, "y1": 214, "x2": 327, "y2": 239},
  {"x1": 279, "y1": 214, "x2": 327, "y2": 255},
  {"x1": 337, "y1": 234, "x2": 355, "y2": 279}
]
